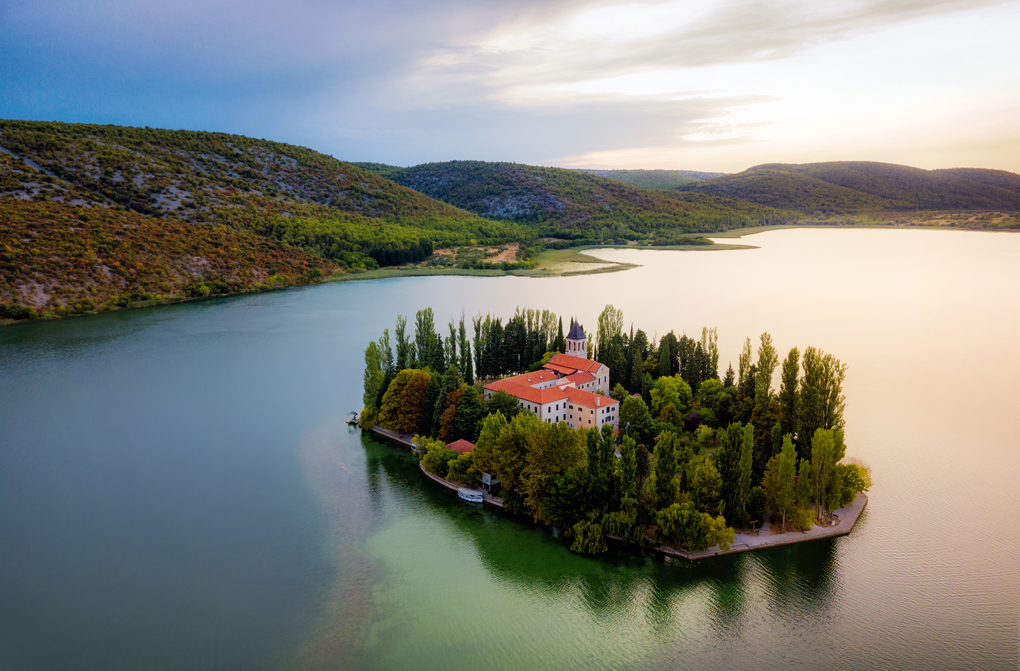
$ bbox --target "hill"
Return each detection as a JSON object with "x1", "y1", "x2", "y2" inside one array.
[
  {"x1": 675, "y1": 161, "x2": 1020, "y2": 214},
  {"x1": 0, "y1": 199, "x2": 334, "y2": 321},
  {"x1": 355, "y1": 160, "x2": 792, "y2": 241},
  {"x1": 0, "y1": 121, "x2": 525, "y2": 267},
  {"x1": 574, "y1": 169, "x2": 723, "y2": 190}
]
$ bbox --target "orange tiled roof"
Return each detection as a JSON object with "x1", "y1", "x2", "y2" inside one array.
[
  {"x1": 563, "y1": 387, "x2": 618, "y2": 409},
  {"x1": 547, "y1": 352, "x2": 604, "y2": 374},
  {"x1": 564, "y1": 371, "x2": 595, "y2": 384},
  {"x1": 446, "y1": 439, "x2": 475, "y2": 454},
  {"x1": 485, "y1": 378, "x2": 568, "y2": 405}
]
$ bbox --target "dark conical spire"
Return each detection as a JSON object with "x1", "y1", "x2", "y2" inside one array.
[{"x1": 567, "y1": 319, "x2": 585, "y2": 341}]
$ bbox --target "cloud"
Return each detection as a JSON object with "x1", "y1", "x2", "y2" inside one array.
[{"x1": 1, "y1": 0, "x2": 1017, "y2": 170}]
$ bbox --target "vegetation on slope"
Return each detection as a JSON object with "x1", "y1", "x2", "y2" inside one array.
[
  {"x1": 356, "y1": 160, "x2": 794, "y2": 242},
  {"x1": 576, "y1": 169, "x2": 723, "y2": 190},
  {"x1": 676, "y1": 161, "x2": 1020, "y2": 214},
  {"x1": 0, "y1": 120, "x2": 526, "y2": 267},
  {"x1": 0, "y1": 199, "x2": 335, "y2": 321}
]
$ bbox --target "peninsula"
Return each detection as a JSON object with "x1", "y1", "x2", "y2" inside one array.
[{"x1": 360, "y1": 305, "x2": 872, "y2": 557}]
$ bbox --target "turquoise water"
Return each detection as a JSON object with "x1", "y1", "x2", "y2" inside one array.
[{"x1": 1, "y1": 229, "x2": 1017, "y2": 670}]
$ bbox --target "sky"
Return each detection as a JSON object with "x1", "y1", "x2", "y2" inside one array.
[{"x1": 1, "y1": 0, "x2": 1019, "y2": 173}]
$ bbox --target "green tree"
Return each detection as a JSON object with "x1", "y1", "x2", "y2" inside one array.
[
  {"x1": 587, "y1": 424, "x2": 617, "y2": 511},
  {"x1": 737, "y1": 337, "x2": 753, "y2": 388},
  {"x1": 810, "y1": 428, "x2": 837, "y2": 518},
  {"x1": 414, "y1": 308, "x2": 438, "y2": 370},
  {"x1": 458, "y1": 316, "x2": 473, "y2": 385},
  {"x1": 619, "y1": 435, "x2": 638, "y2": 499},
  {"x1": 691, "y1": 457, "x2": 722, "y2": 513},
  {"x1": 521, "y1": 420, "x2": 585, "y2": 521},
  {"x1": 486, "y1": 390, "x2": 522, "y2": 421},
  {"x1": 778, "y1": 347, "x2": 800, "y2": 439},
  {"x1": 431, "y1": 364, "x2": 461, "y2": 436},
  {"x1": 650, "y1": 375, "x2": 692, "y2": 419},
  {"x1": 796, "y1": 458, "x2": 813, "y2": 510},
  {"x1": 570, "y1": 519, "x2": 607, "y2": 554},
  {"x1": 452, "y1": 386, "x2": 485, "y2": 441},
  {"x1": 395, "y1": 314, "x2": 410, "y2": 370},
  {"x1": 363, "y1": 341, "x2": 385, "y2": 414},
  {"x1": 838, "y1": 461, "x2": 872, "y2": 506},
  {"x1": 596, "y1": 304, "x2": 624, "y2": 363},
  {"x1": 654, "y1": 431, "x2": 680, "y2": 509},
  {"x1": 764, "y1": 434, "x2": 798, "y2": 528},
  {"x1": 620, "y1": 395, "x2": 654, "y2": 445},
  {"x1": 472, "y1": 411, "x2": 509, "y2": 475}
]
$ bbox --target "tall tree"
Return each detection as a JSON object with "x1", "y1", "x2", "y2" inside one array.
[
  {"x1": 778, "y1": 347, "x2": 800, "y2": 439},
  {"x1": 452, "y1": 386, "x2": 484, "y2": 441},
  {"x1": 587, "y1": 424, "x2": 617, "y2": 511},
  {"x1": 619, "y1": 435, "x2": 638, "y2": 499},
  {"x1": 820, "y1": 353, "x2": 848, "y2": 432},
  {"x1": 754, "y1": 332, "x2": 779, "y2": 418},
  {"x1": 596, "y1": 305, "x2": 624, "y2": 363},
  {"x1": 691, "y1": 457, "x2": 722, "y2": 514},
  {"x1": 699, "y1": 327, "x2": 719, "y2": 381},
  {"x1": 797, "y1": 347, "x2": 823, "y2": 458},
  {"x1": 555, "y1": 316, "x2": 565, "y2": 353},
  {"x1": 737, "y1": 337, "x2": 753, "y2": 388},
  {"x1": 458, "y1": 316, "x2": 473, "y2": 385},
  {"x1": 520, "y1": 421, "x2": 585, "y2": 522},
  {"x1": 810, "y1": 428, "x2": 837, "y2": 519},
  {"x1": 413, "y1": 308, "x2": 437, "y2": 370},
  {"x1": 764, "y1": 434, "x2": 798, "y2": 528},
  {"x1": 363, "y1": 341, "x2": 385, "y2": 412},
  {"x1": 395, "y1": 314, "x2": 410, "y2": 370},
  {"x1": 654, "y1": 431, "x2": 680, "y2": 509}
]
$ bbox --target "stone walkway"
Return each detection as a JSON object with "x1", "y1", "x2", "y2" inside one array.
[{"x1": 659, "y1": 492, "x2": 869, "y2": 560}]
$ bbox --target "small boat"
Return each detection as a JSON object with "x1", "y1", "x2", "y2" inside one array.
[
  {"x1": 346, "y1": 411, "x2": 359, "y2": 426},
  {"x1": 457, "y1": 488, "x2": 484, "y2": 504}
]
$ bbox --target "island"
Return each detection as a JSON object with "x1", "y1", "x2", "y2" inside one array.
[{"x1": 360, "y1": 305, "x2": 872, "y2": 558}]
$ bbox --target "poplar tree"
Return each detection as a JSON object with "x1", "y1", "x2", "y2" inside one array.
[
  {"x1": 458, "y1": 317, "x2": 473, "y2": 385},
  {"x1": 778, "y1": 347, "x2": 800, "y2": 439},
  {"x1": 363, "y1": 341, "x2": 385, "y2": 411},
  {"x1": 654, "y1": 431, "x2": 679, "y2": 509},
  {"x1": 395, "y1": 314, "x2": 410, "y2": 370},
  {"x1": 620, "y1": 435, "x2": 638, "y2": 499},
  {"x1": 765, "y1": 434, "x2": 798, "y2": 528}
]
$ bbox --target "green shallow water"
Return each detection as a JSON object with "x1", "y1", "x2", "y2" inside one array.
[{"x1": 1, "y1": 228, "x2": 1017, "y2": 670}]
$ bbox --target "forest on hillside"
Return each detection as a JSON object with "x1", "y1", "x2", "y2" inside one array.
[
  {"x1": 0, "y1": 121, "x2": 526, "y2": 268},
  {"x1": 356, "y1": 160, "x2": 795, "y2": 243}
]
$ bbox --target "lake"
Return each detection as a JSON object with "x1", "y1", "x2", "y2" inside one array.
[{"x1": 0, "y1": 228, "x2": 1017, "y2": 670}]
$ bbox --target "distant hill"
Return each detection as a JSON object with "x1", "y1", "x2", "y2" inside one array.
[
  {"x1": 675, "y1": 161, "x2": 1020, "y2": 214},
  {"x1": 574, "y1": 169, "x2": 724, "y2": 190},
  {"x1": 0, "y1": 121, "x2": 524, "y2": 267},
  {"x1": 355, "y1": 160, "x2": 791, "y2": 240}
]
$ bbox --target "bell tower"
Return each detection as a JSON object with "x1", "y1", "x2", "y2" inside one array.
[{"x1": 565, "y1": 320, "x2": 587, "y2": 359}]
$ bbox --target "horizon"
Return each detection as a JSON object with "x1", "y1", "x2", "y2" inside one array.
[{"x1": 2, "y1": 1, "x2": 1019, "y2": 173}]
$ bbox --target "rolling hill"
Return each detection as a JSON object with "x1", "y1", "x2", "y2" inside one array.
[
  {"x1": 675, "y1": 162, "x2": 1020, "y2": 214},
  {"x1": 0, "y1": 120, "x2": 525, "y2": 266},
  {"x1": 0, "y1": 121, "x2": 529, "y2": 321},
  {"x1": 355, "y1": 160, "x2": 792, "y2": 241},
  {"x1": 575, "y1": 169, "x2": 724, "y2": 190}
]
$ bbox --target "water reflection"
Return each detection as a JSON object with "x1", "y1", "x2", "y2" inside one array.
[{"x1": 362, "y1": 432, "x2": 841, "y2": 642}]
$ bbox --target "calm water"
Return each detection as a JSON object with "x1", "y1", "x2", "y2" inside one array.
[{"x1": 1, "y1": 228, "x2": 1017, "y2": 670}]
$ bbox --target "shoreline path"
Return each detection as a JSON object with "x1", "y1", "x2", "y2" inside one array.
[{"x1": 369, "y1": 425, "x2": 868, "y2": 561}]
